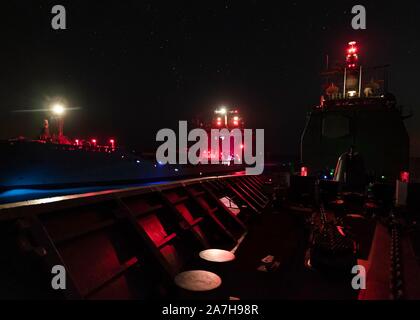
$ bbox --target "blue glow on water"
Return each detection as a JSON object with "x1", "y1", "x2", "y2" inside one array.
[
  {"x1": 1, "y1": 189, "x2": 44, "y2": 197},
  {"x1": 0, "y1": 180, "x2": 172, "y2": 205}
]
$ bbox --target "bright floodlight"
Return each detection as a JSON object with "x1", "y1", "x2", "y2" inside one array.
[
  {"x1": 52, "y1": 104, "x2": 65, "y2": 115},
  {"x1": 216, "y1": 107, "x2": 227, "y2": 114}
]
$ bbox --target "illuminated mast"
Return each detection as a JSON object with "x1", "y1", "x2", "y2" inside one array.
[
  {"x1": 344, "y1": 41, "x2": 362, "y2": 98},
  {"x1": 51, "y1": 103, "x2": 66, "y2": 143}
]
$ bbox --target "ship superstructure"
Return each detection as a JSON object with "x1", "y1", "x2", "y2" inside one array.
[{"x1": 300, "y1": 41, "x2": 410, "y2": 182}]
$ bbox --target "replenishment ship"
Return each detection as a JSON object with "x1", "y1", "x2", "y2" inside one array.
[{"x1": 0, "y1": 106, "x2": 246, "y2": 189}]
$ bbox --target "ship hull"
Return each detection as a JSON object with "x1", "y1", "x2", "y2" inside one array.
[{"x1": 0, "y1": 141, "x2": 244, "y2": 189}]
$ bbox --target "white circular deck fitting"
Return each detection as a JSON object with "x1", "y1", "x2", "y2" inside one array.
[
  {"x1": 199, "y1": 249, "x2": 236, "y2": 263},
  {"x1": 174, "y1": 270, "x2": 222, "y2": 292}
]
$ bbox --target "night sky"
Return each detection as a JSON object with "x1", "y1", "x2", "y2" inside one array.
[{"x1": 0, "y1": 1, "x2": 419, "y2": 156}]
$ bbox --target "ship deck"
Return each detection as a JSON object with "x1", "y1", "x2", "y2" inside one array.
[
  {"x1": 1, "y1": 173, "x2": 420, "y2": 300},
  {"x1": 170, "y1": 207, "x2": 376, "y2": 300}
]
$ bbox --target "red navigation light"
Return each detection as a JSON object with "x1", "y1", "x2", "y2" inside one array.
[
  {"x1": 347, "y1": 41, "x2": 358, "y2": 54},
  {"x1": 348, "y1": 41, "x2": 357, "y2": 51},
  {"x1": 400, "y1": 171, "x2": 410, "y2": 183},
  {"x1": 346, "y1": 41, "x2": 359, "y2": 69},
  {"x1": 74, "y1": 139, "x2": 79, "y2": 146},
  {"x1": 109, "y1": 139, "x2": 115, "y2": 150},
  {"x1": 232, "y1": 116, "x2": 239, "y2": 126},
  {"x1": 91, "y1": 139, "x2": 97, "y2": 146},
  {"x1": 301, "y1": 166, "x2": 308, "y2": 177}
]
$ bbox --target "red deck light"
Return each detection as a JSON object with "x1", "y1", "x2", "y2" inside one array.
[
  {"x1": 348, "y1": 41, "x2": 357, "y2": 50},
  {"x1": 74, "y1": 139, "x2": 79, "y2": 146},
  {"x1": 400, "y1": 171, "x2": 410, "y2": 183},
  {"x1": 301, "y1": 166, "x2": 308, "y2": 177},
  {"x1": 109, "y1": 139, "x2": 115, "y2": 150},
  {"x1": 232, "y1": 116, "x2": 239, "y2": 126},
  {"x1": 91, "y1": 139, "x2": 97, "y2": 147},
  {"x1": 346, "y1": 41, "x2": 359, "y2": 69}
]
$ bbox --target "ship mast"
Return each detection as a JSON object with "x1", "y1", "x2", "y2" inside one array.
[
  {"x1": 52, "y1": 103, "x2": 66, "y2": 143},
  {"x1": 343, "y1": 41, "x2": 362, "y2": 98}
]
